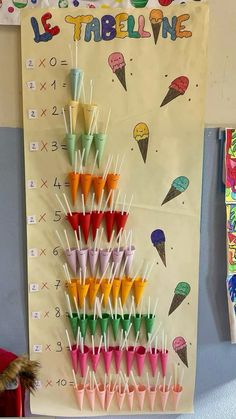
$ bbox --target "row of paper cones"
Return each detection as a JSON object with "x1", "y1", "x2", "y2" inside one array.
[
  {"x1": 69, "y1": 344, "x2": 168, "y2": 379},
  {"x1": 65, "y1": 132, "x2": 107, "y2": 168},
  {"x1": 67, "y1": 276, "x2": 148, "y2": 309}
]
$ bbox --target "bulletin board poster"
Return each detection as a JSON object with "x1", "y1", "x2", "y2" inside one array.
[{"x1": 21, "y1": 4, "x2": 208, "y2": 416}]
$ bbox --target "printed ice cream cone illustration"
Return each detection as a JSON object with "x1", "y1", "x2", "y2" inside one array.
[
  {"x1": 69, "y1": 172, "x2": 80, "y2": 206},
  {"x1": 151, "y1": 229, "x2": 166, "y2": 267},
  {"x1": 133, "y1": 122, "x2": 149, "y2": 163},
  {"x1": 108, "y1": 52, "x2": 127, "y2": 91},
  {"x1": 161, "y1": 76, "x2": 189, "y2": 107},
  {"x1": 173, "y1": 337, "x2": 188, "y2": 367},
  {"x1": 162, "y1": 176, "x2": 190, "y2": 205},
  {"x1": 149, "y1": 9, "x2": 163, "y2": 44},
  {"x1": 169, "y1": 282, "x2": 191, "y2": 315}
]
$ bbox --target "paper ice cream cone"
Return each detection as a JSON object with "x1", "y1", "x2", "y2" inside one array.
[
  {"x1": 70, "y1": 100, "x2": 80, "y2": 132},
  {"x1": 96, "y1": 384, "x2": 106, "y2": 409},
  {"x1": 78, "y1": 345, "x2": 89, "y2": 377},
  {"x1": 137, "y1": 138, "x2": 148, "y2": 163},
  {"x1": 134, "y1": 278, "x2": 147, "y2": 306},
  {"x1": 86, "y1": 385, "x2": 96, "y2": 411},
  {"x1": 104, "y1": 211, "x2": 116, "y2": 242},
  {"x1": 76, "y1": 248, "x2": 88, "y2": 274},
  {"x1": 136, "y1": 384, "x2": 146, "y2": 410},
  {"x1": 78, "y1": 314, "x2": 88, "y2": 339},
  {"x1": 135, "y1": 346, "x2": 146, "y2": 376},
  {"x1": 124, "y1": 246, "x2": 136, "y2": 276},
  {"x1": 66, "y1": 133, "x2": 77, "y2": 166},
  {"x1": 159, "y1": 385, "x2": 170, "y2": 411},
  {"x1": 121, "y1": 277, "x2": 133, "y2": 306},
  {"x1": 102, "y1": 347, "x2": 113, "y2": 374},
  {"x1": 83, "y1": 104, "x2": 98, "y2": 134},
  {"x1": 91, "y1": 211, "x2": 104, "y2": 240},
  {"x1": 81, "y1": 134, "x2": 93, "y2": 166},
  {"x1": 144, "y1": 314, "x2": 155, "y2": 339},
  {"x1": 106, "y1": 386, "x2": 115, "y2": 411},
  {"x1": 112, "y1": 278, "x2": 121, "y2": 307},
  {"x1": 121, "y1": 314, "x2": 131, "y2": 333},
  {"x1": 70, "y1": 344, "x2": 78, "y2": 373},
  {"x1": 148, "y1": 348, "x2": 159, "y2": 377},
  {"x1": 111, "y1": 315, "x2": 121, "y2": 340},
  {"x1": 88, "y1": 277, "x2": 100, "y2": 308},
  {"x1": 101, "y1": 279, "x2": 113, "y2": 308},
  {"x1": 94, "y1": 133, "x2": 107, "y2": 168},
  {"x1": 171, "y1": 385, "x2": 183, "y2": 410},
  {"x1": 69, "y1": 172, "x2": 80, "y2": 206},
  {"x1": 65, "y1": 248, "x2": 77, "y2": 276},
  {"x1": 69, "y1": 313, "x2": 79, "y2": 340},
  {"x1": 125, "y1": 346, "x2": 135, "y2": 376},
  {"x1": 100, "y1": 249, "x2": 112, "y2": 276},
  {"x1": 89, "y1": 347, "x2": 100, "y2": 372},
  {"x1": 155, "y1": 242, "x2": 166, "y2": 267},
  {"x1": 115, "y1": 211, "x2": 129, "y2": 236},
  {"x1": 80, "y1": 173, "x2": 92, "y2": 204},
  {"x1": 147, "y1": 386, "x2": 157, "y2": 411},
  {"x1": 79, "y1": 212, "x2": 91, "y2": 244},
  {"x1": 71, "y1": 68, "x2": 83, "y2": 101},
  {"x1": 114, "y1": 67, "x2": 127, "y2": 91},
  {"x1": 106, "y1": 173, "x2": 120, "y2": 206},
  {"x1": 74, "y1": 384, "x2": 85, "y2": 410},
  {"x1": 113, "y1": 346, "x2": 123, "y2": 373},
  {"x1": 132, "y1": 314, "x2": 142, "y2": 337},
  {"x1": 93, "y1": 176, "x2": 106, "y2": 205},
  {"x1": 127, "y1": 385, "x2": 135, "y2": 410},
  {"x1": 112, "y1": 247, "x2": 124, "y2": 270},
  {"x1": 168, "y1": 282, "x2": 191, "y2": 315},
  {"x1": 160, "y1": 350, "x2": 169, "y2": 377},
  {"x1": 88, "y1": 249, "x2": 99, "y2": 279},
  {"x1": 116, "y1": 387, "x2": 126, "y2": 410},
  {"x1": 77, "y1": 281, "x2": 90, "y2": 309},
  {"x1": 88, "y1": 314, "x2": 97, "y2": 336},
  {"x1": 68, "y1": 280, "x2": 78, "y2": 302},
  {"x1": 67, "y1": 212, "x2": 79, "y2": 231},
  {"x1": 99, "y1": 313, "x2": 110, "y2": 335}
]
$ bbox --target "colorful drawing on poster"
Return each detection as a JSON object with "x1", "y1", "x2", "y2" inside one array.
[
  {"x1": 225, "y1": 129, "x2": 236, "y2": 201},
  {"x1": 149, "y1": 9, "x2": 163, "y2": 44},
  {"x1": 168, "y1": 282, "x2": 191, "y2": 315},
  {"x1": 130, "y1": 0, "x2": 148, "y2": 8},
  {"x1": 133, "y1": 122, "x2": 149, "y2": 163},
  {"x1": 227, "y1": 275, "x2": 236, "y2": 314},
  {"x1": 158, "y1": 0, "x2": 173, "y2": 5},
  {"x1": 161, "y1": 76, "x2": 189, "y2": 107},
  {"x1": 173, "y1": 336, "x2": 188, "y2": 367},
  {"x1": 151, "y1": 229, "x2": 166, "y2": 267},
  {"x1": 108, "y1": 52, "x2": 127, "y2": 91},
  {"x1": 162, "y1": 176, "x2": 189, "y2": 205},
  {"x1": 12, "y1": 0, "x2": 28, "y2": 8}
]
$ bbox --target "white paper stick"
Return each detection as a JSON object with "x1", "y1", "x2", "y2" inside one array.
[
  {"x1": 82, "y1": 78, "x2": 86, "y2": 103},
  {"x1": 77, "y1": 72, "x2": 84, "y2": 101},
  {"x1": 89, "y1": 79, "x2": 93, "y2": 104},
  {"x1": 94, "y1": 229, "x2": 99, "y2": 251},
  {"x1": 93, "y1": 297, "x2": 97, "y2": 320},
  {"x1": 63, "y1": 263, "x2": 71, "y2": 282},
  {"x1": 65, "y1": 292, "x2": 73, "y2": 318},
  {"x1": 118, "y1": 153, "x2": 125, "y2": 175},
  {"x1": 64, "y1": 229, "x2": 71, "y2": 252},
  {"x1": 98, "y1": 190, "x2": 104, "y2": 213},
  {"x1": 65, "y1": 329, "x2": 72, "y2": 351},
  {"x1": 55, "y1": 230, "x2": 65, "y2": 251},
  {"x1": 108, "y1": 297, "x2": 113, "y2": 319},
  {"x1": 98, "y1": 335, "x2": 103, "y2": 354},
  {"x1": 148, "y1": 296, "x2": 150, "y2": 319},
  {"x1": 79, "y1": 148, "x2": 85, "y2": 174},
  {"x1": 108, "y1": 231, "x2": 115, "y2": 252},
  {"x1": 74, "y1": 296, "x2": 80, "y2": 318},
  {"x1": 121, "y1": 194, "x2": 126, "y2": 215},
  {"x1": 84, "y1": 366, "x2": 89, "y2": 386},
  {"x1": 55, "y1": 194, "x2": 67, "y2": 215},
  {"x1": 76, "y1": 326, "x2": 80, "y2": 350},
  {"x1": 165, "y1": 334, "x2": 167, "y2": 353},
  {"x1": 179, "y1": 369, "x2": 184, "y2": 387},
  {"x1": 62, "y1": 107, "x2": 68, "y2": 134},
  {"x1": 91, "y1": 150, "x2": 99, "y2": 176},
  {"x1": 75, "y1": 40, "x2": 78, "y2": 68},
  {"x1": 98, "y1": 227, "x2": 104, "y2": 250},
  {"x1": 63, "y1": 193, "x2": 72, "y2": 216},
  {"x1": 88, "y1": 107, "x2": 96, "y2": 136},
  {"x1": 72, "y1": 369, "x2": 77, "y2": 387},
  {"x1": 126, "y1": 194, "x2": 133, "y2": 214},
  {"x1": 81, "y1": 194, "x2": 85, "y2": 216},
  {"x1": 114, "y1": 154, "x2": 119, "y2": 175},
  {"x1": 68, "y1": 43, "x2": 73, "y2": 68},
  {"x1": 99, "y1": 262, "x2": 110, "y2": 284},
  {"x1": 90, "y1": 193, "x2": 95, "y2": 214},
  {"x1": 104, "y1": 108, "x2": 111, "y2": 135},
  {"x1": 102, "y1": 189, "x2": 112, "y2": 213},
  {"x1": 92, "y1": 335, "x2": 95, "y2": 355},
  {"x1": 120, "y1": 256, "x2": 128, "y2": 279},
  {"x1": 146, "y1": 260, "x2": 155, "y2": 279},
  {"x1": 146, "y1": 372, "x2": 150, "y2": 389},
  {"x1": 69, "y1": 106, "x2": 72, "y2": 134},
  {"x1": 131, "y1": 371, "x2": 137, "y2": 389},
  {"x1": 74, "y1": 230, "x2": 80, "y2": 251},
  {"x1": 74, "y1": 150, "x2": 78, "y2": 174},
  {"x1": 155, "y1": 372, "x2": 160, "y2": 391},
  {"x1": 167, "y1": 375, "x2": 172, "y2": 391},
  {"x1": 91, "y1": 110, "x2": 99, "y2": 136},
  {"x1": 139, "y1": 297, "x2": 143, "y2": 317},
  {"x1": 119, "y1": 297, "x2": 124, "y2": 319},
  {"x1": 93, "y1": 372, "x2": 99, "y2": 390}
]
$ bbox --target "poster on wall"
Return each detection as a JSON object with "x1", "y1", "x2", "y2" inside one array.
[
  {"x1": 0, "y1": 0, "x2": 203, "y2": 25},
  {"x1": 21, "y1": 3, "x2": 208, "y2": 415}
]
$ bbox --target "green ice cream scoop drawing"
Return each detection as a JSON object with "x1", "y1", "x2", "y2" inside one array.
[
  {"x1": 162, "y1": 176, "x2": 189, "y2": 205},
  {"x1": 168, "y1": 282, "x2": 191, "y2": 316}
]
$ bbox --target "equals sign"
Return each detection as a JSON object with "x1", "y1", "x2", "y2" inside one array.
[
  {"x1": 61, "y1": 60, "x2": 68, "y2": 66},
  {"x1": 61, "y1": 144, "x2": 67, "y2": 150},
  {"x1": 62, "y1": 83, "x2": 67, "y2": 88},
  {"x1": 69, "y1": 382, "x2": 74, "y2": 386},
  {"x1": 64, "y1": 182, "x2": 70, "y2": 187}
]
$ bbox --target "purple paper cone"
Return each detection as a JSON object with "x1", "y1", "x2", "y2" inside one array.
[
  {"x1": 76, "y1": 248, "x2": 88, "y2": 274},
  {"x1": 124, "y1": 246, "x2": 135, "y2": 276},
  {"x1": 88, "y1": 248, "x2": 99, "y2": 277},
  {"x1": 65, "y1": 248, "x2": 77, "y2": 275},
  {"x1": 99, "y1": 249, "x2": 112, "y2": 276},
  {"x1": 112, "y1": 247, "x2": 124, "y2": 270}
]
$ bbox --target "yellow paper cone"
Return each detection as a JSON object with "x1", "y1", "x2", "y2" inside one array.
[
  {"x1": 68, "y1": 279, "x2": 78, "y2": 302},
  {"x1": 88, "y1": 278, "x2": 100, "y2": 308},
  {"x1": 100, "y1": 279, "x2": 112, "y2": 308},
  {"x1": 83, "y1": 104, "x2": 98, "y2": 133},
  {"x1": 77, "y1": 280, "x2": 90, "y2": 309},
  {"x1": 133, "y1": 277, "x2": 147, "y2": 306},
  {"x1": 112, "y1": 278, "x2": 121, "y2": 307},
  {"x1": 70, "y1": 100, "x2": 80, "y2": 132},
  {"x1": 121, "y1": 277, "x2": 133, "y2": 306}
]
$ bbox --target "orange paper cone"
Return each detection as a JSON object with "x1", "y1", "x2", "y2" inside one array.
[
  {"x1": 96, "y1": 383, "x2": 106, "y2": 409},
  {"x1": 147, "y1": 386, "x2": 157, "y2": 411},
  {"x1": 171, "y1": 385, "x2": 183, "y2": 410},
  {"x1": 100, "y1": 279, "x2": 113, "y2": 308},
  {"x1": 93, "y1": 176, "x2": 106, "y2": 204},
  {"x1": 159, "y1": 385, "x2": 170, "y2": 411},
  {"x1": 68, "y1": 279, "x2": 78, "y2": 302},
  {"x1": 121, "y1": 277, "x2": 133, "y2": 306},
  {"x1": 86, "y1": 385, "x2": 96, "y2": 411},
  {"x1": 116, "y1": 386, "x2": 126, "y2": 410},
  {"x1": 112, "y1": 278, "x2": 121, "y2": 307},
  {"x1": 134, "y1": 278, "x2": 147, "y2": 306},
  {"x1": 106, "y1": 173, "x2": 120, "y2": 206},
  {"x1": 136, "y1": 384, "x2": 146, "y2": 410},
  {"x1": 80, "y1": 173, "x2": 93, "y2": 204},
  {"x1": 74, "y1": 384, "x2": 85, "y2": 410},
  {"x1": 77, "y1": 281, "x2": 90, "y2": 309},
  {"x1": 88, "y1": 278, "x2": 100, "y2": 308},
  {"x1": 69, "y1": 172, "x2": 80, "y2": 206},
  {"x1": 127, "y1": 385, "x2": 135, "y2": 410}
]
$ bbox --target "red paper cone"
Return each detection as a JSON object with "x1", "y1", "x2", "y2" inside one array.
[
  {"x1": 125, "y1": 346, "x2": 135, "y2": 376},
  {"x1": 90, "y1": 347, "x2": 100, "y2": 372},
  {"x1": 148, "y1": 348, "x2": 159, "y2": 377},
  {"x1": 113, "y1": 346, "x2": 123, "y2": 373},
  {"x1": 91, "y1": 211, "x2": 104, "y2": 240},
  {"x1": 70, "y1": 344, "x2": 78, "y2": 373},
  {"x1": 135, "y1": 346, "x2": 146, "y2": 376},
  {"x1": 104, "y1": 211, "x2": 116, "y2": 242},
  {"x1": 79, "y1": 212, "x2": 91, "y2": 244},
  {"x1": 78, "y1": 345, "x2": 89, "y2": 377},
  {"x1": 102, "y1": 347, "x2": 113, "y2": 374},
  {"x1": 67, "y1": 212, "x2": 79, "y2": 231},
  {"x1": 115, "y1": 211, "x2": 129, "y2": 235},
  {"x1": 160, "y1": 350, "x2": 169, "y2": 377}
]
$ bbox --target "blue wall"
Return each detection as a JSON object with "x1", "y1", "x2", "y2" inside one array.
[{"x1": 0, "y1": 127, "x2": 235, "y2": 418}]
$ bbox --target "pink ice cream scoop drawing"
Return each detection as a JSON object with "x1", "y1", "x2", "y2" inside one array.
[
  {"x1": 108, "y1": 52, "x2": 127, "y2": 91},
  {"x1": 172, "y1": 336, "x2": 188, "y2": 367}
]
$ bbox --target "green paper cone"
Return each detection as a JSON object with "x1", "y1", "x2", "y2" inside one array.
[
  {"x1": 71, "y1": 68, "x2": 83, "y2": 101},
  {"x1": 69, "y1": 313, "x2": 79, "y2": 339},
  {"x1": 144, "y1": 314, "x2": 155, "y2": 340},
  {"x1": 110, "y1": 314, "x2": 121, "y2": 340},
  {"x1": 94, "y1": 133, "x2": 107, "y2": 168},
  {"x1": 79, "y1": 314, "x2": 88, "y2": 339},
  {"x1": 99, "y1": 313, "x2": 110, "y2": 335},
  {"x1": 132, "y1": 314, "x2": 142, "y2": 337},
  {"x1": 121, "y1": 314, "x2": 131, "y2": 333},
  {"x1": 88, "y1": 314, "x2": 97, "y2": 336},
  {"x1": 81, "y1": 133, "x2": 93, "y2": 165},
  {"x1": 66, "y1": 133, "x2": 77, "y2": 166}
]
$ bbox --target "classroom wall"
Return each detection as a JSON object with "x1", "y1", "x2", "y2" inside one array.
[{"x1": 1, "y1": 1, "x2": 236, "y2": 418}]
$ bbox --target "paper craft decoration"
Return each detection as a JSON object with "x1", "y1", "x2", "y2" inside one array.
[{"x1": 22, "y1": 3, "x2": 208, "y2": 416}]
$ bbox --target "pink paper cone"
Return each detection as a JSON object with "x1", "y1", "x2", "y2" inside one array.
[
  {"x1": 91, "y1": 211, "x2": 104, "y2": 240},
  {"x1": 160, "y1": 350, "x2": 169, "y2": 377},
  {"x1": 102, "y1": 347, "x2": 113, "y2": 374},
  {"x1": 127, "y1": 385, "x2": 135, "y2": 410},
  {"x1": 171, "y1": 385, "x2": 183, "y2": 410},
  {"x1": 86, "y1": 385, "x2": 96, "y2": 411},
  {"x1": 135, "y1": 346, "x2": 146, "y2": 377},
  {"x1": 90, "y1": 347, "x2": 100, "y2": 372},
  {"x1": 106, "y1": 386, "x2": 115, "y2": 411},
  {"x1": 67, "y1": 212, "x2": 79, "y2": 231},
  {"x1": 125, "y1": 346, "x2": 135, "y2": 376},
  {"x1": 159, "y1": 385, "x2": 170, "y2": 411},
  {"x1": 124, "y1": 246, "x2": 135, "y2": 276},
  {"x1": 96, "y1": 383, "x2": 106, "y2": 409},
  {"x1": 74, "y1": 384, "x2": 85, "y2": 410},
  {"x1": 115, "y1": 211, "x2": 129, "y2": 235},
  {"x1": 136, "y1": 384, "x2": 147, "y2": 410},
  {"x1": 104, "y1": 211, "x2": 116, "y2": 242},
  {"x1": 78, "y1": 345, "x2": 89, "y2": 377},
  {"x1": 113, "y1": 346, "x2": 123, "y2": 373},
  {"x1": 70, "y1": 345, "x2": 78, "y2": 373},
  {"x1": 88, "y1": 248, "x2": 99, "y2": 277},
  {"x1": 147, "y1": 386, "x2": 157, "y2": 411},
  {"x1": 65, "y1": 248, "x2": 77, "y2": 275},
  {"x1": 99, "y1": 249, "x2": 112, "y2": 276},
  {"x1": 116, "y1": 387, "x2": 126, "y2": 410},
  {"x1": 112, "y1": 247, "x2": 124, "y2": 269},
  {"x1": 79, "y1": 212, "x2": 91, "y2": 244},
  {"x1": 76, "y1": 248, "x2": 88, "y2": 274},
  {"x1": 148, "y1": 348, "x2": 159, "y2": 377}
]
